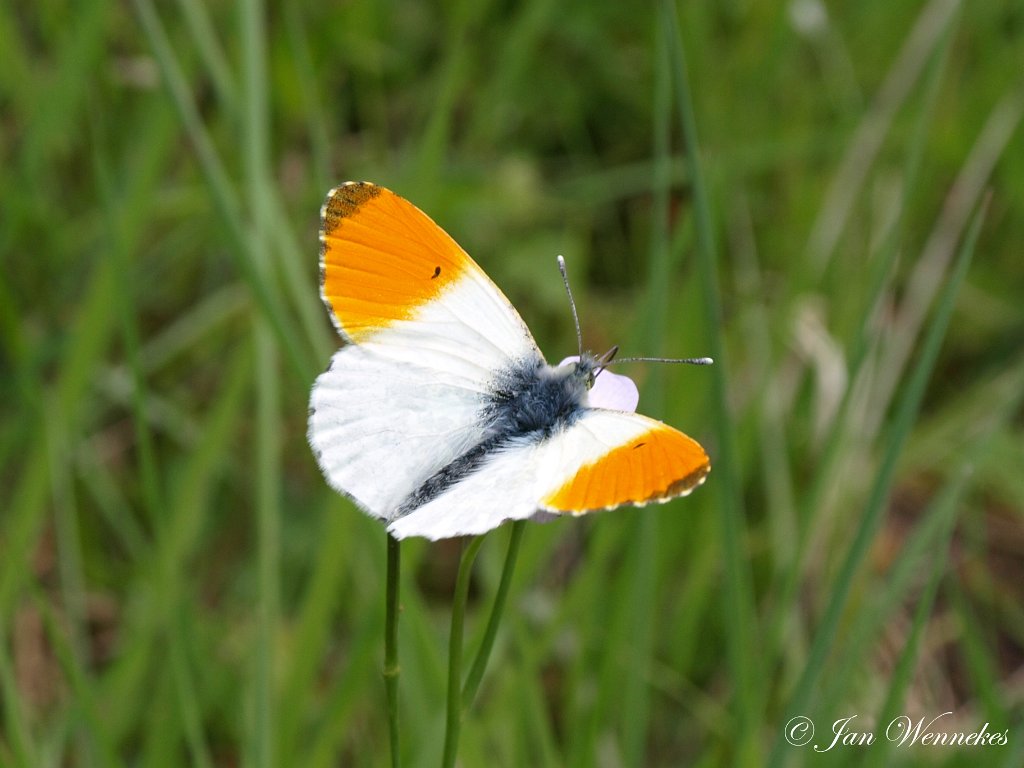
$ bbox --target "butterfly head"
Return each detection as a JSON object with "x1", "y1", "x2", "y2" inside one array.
[{"x1": 557, "y1": 348, "x2": 640, "y2": 413}]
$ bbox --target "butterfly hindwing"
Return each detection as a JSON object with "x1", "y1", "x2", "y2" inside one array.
[
  {"x1": 309, "y1": 345, "x2": 493, "y2": 518},
  {"x1": 387, "y1": 409, "x2": 709, "y2": 540},
  {"x1": 539, "y1": 410, "x2": 709, "y2": 513}
]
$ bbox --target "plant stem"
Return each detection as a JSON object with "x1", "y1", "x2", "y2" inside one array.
[
  {"x1": 384, "y1": 534, "x2": 401, "y2": 768},
  {"x1": 441, "y1": 536, "x2": 485, "y2": 768},
  {"x1": 462, "y1": 520, "x2": 525, "y2": 709}
]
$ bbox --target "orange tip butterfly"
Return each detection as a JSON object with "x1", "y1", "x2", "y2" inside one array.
[{"x1": 308, "y1": 182, "x2": 711, "y2": 540}]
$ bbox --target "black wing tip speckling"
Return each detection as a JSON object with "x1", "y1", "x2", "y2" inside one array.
[
  {"x1": 321, "y1": 181, "x2": 382, "y2": 236},
  {"x1": 318, "y1": 183, "x2": 373, "y2": 342}
]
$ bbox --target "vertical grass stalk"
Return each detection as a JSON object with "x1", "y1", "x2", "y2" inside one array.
[
  {"x1": 384, "y1": 534, "x2": 402, "y2": 768},
  {"x1": 462, "y1": 520, "x2": 526, "y2": 709},
  {"x1": 241, "y1": 1, "x2": 281, "y2": 765},
  {"x1": 442, "y1": 535, "x2": 486, "y2": 768}
]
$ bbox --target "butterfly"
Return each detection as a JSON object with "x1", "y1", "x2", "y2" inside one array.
[{"x1": 308, "y1": 182, "x2": 710, "y2": 540}]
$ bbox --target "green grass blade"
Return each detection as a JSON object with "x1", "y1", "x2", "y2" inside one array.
[
  {"x1": 169, "y1": 610, "x2": 216, "y2": 768},
  {"x1": 283, "y1": 4, "x2": 333, "y2": 196},
  {"x1": 442, "y1": 536, "x2": 486, "y2": 768},
  {"x1": 462, "y1": 521, "x2": 526, "y2": 710},
  {"x1": 662, "y1": 0, "x2": 760, "y2": 757},
  {"x1": 36, "y1": 590, "x2": 120, "y2": 768},
  {"x1": 870, "y1": 86, "x2": 1024, "y2": 424},
  {"x1": 239, "y1": 0, "x2": 282, "y2": 765},
  {"x1": 16, "y1": 1, "x2": 108, "y2": 184},
  {"x1": 805, "y1": 0, "x2": 961, "y2": 274},
  {"x1": 412, "y1": 0, "x2": 487, "y2": 187},
  {"x1": 277, "y1": 500, "x2": 356, "y2": 759},
  {"x1": 610, "y1": 17, "x2": 676, "y2": 765},
  {"x1": 385, "y1": 534, "x2": 402, "y2": 768},
  {"x1": 0, "y1": 254, "x2": 119, "y2": 618},
  {"x1": 130, "y1": 0, "x2": 316, "y2": 382},
  {"x1": 45, "y1": 408, "x2": 94, "y2": 765},
  {"x1": 948, "y1": 577, "x2": 1007, "y2": 727},
  {"x1": 175, "y1": 0, "x2": 239, "y2": 115},
  {"x1": 91, "y1": 112, "x2": 165, "y2": 531},
  {"x1": 0, "y1": 614, "x2": 38, "y2": 767}
]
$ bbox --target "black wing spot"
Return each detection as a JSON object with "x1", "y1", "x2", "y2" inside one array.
[
  {"x1": 633, "y1": 442, "x2": 646, "y2": 449},
  {"x1": 431, "y1": 265, "x2": 441, "y2": 279}
]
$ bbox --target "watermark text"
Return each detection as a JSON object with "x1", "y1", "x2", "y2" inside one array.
[{"x1": 783, "y1": 713, "x2": 1009, "y2": 752}]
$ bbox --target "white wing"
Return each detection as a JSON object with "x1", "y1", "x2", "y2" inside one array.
[{"x1": 309, "y1": 289, "x2": 541, "y2": 519}]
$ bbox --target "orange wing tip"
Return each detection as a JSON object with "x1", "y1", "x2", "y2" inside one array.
[
  {"x1": 317, "y1": 182, "x2": 479, "y2": 342},
  {"x1": 541, "y1": 461, "x2": 711, "y2": 516},
  {"x1": 321, "y1": 181, "x2": 381, "y2": 236},
  {"x1": 540, "y1": 426, "x2": 710, "y2": 515}
]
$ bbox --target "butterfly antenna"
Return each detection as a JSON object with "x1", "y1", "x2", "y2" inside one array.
[
  {"x1": 606, "y1": 355, "x2": 714, "y2": 366},
  {"x1": 557, "y1": 256, "x2": 584, "y2": 358}
]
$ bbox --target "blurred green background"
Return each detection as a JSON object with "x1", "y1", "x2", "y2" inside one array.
[{"x1": 1, "y1": 0, "x2": 1022, "y2": 766}]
